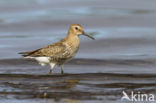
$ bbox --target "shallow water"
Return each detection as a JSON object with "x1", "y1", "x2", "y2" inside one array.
[
  {"x1": 0, "y1": 0, "x2": 156, "y2": 103},
  {"x1": 0, "y1": 0, "x2": 156, "y2": 59},
  {"x1": 0, "y1": 58, "x2": 156, "y2": 103}
]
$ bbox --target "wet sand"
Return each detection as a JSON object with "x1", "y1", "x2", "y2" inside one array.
[{"x1": 0, "y1": 58, "x2": 156, "y2": 103}]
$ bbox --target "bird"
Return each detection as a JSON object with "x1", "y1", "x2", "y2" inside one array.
[{"x1": 19, "y1": 24, "x2": 95, "y2": 74}]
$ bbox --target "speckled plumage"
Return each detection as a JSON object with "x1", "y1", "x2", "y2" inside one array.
[{"x1": 19, "y1": 24, "x2": 94, "y2": 74}]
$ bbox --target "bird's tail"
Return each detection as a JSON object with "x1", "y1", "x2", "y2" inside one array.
[{"x1": 18, "y1": 51, "x2": 32, "y2": 57}]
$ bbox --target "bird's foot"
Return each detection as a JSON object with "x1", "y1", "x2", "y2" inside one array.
[
  {"x1": 48, "y1": 72, "x2": 52, "y2": 75},
  {"x1": 48, "y1": 70, "x2": 52, "y2": 75}
]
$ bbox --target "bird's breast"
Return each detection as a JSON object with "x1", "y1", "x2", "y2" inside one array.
[
  {"x1": 66, "y1": 42, "x2": 79, "y2": 56},
  {"x1": 65, "y1": 36, "x2": 80, "y2": 55}
]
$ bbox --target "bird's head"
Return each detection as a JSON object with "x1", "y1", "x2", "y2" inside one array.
[{"x1": 68, "y1": 24, "x2": 95, "y2": 40}]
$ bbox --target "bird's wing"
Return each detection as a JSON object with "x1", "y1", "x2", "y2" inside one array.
[{"x1": 19, "y1": 41, "x2": 66, "y2": 57}]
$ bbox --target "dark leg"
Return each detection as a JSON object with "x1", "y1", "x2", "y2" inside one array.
[
  {"x1": 60, "y1": 65, "x2": 64, "y2": 74},
  {"x1": 48, "y1": 63, "x2": 55, "y2": 74},
  {"x1": 48, "y1": 69, "x2": 52, "y2": 74}
]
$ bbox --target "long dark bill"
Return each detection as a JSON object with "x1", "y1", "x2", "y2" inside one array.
[{"x1": 82, "y1": 32, "x2": 95, "y2": 40}]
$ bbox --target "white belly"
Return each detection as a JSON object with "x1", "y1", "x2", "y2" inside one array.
[
  {"x1": 35, "y1": 57, "x2": 50, "y2": 63},
  {"x1": 25, "y1": 56, "x2": 50, "y2": 66}
]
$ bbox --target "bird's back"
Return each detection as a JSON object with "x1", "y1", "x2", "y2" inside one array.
[{"x1": 19, "y1": 38, "x2": 79, "y2": 65}]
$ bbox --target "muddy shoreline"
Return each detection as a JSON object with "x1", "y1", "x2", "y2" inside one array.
[{"x1": 0, "y1": 58, "x2": 156, "y2": 102}]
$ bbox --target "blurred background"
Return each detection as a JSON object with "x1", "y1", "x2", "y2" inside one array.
[
  {"x1": 0, "y1": 0, "x2": 156, "y2": 59},
  {"x1": 0, "y1": 0, "x2": 156, "y2": 103}
]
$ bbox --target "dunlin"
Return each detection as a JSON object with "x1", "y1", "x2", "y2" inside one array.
[{"x1": 19, "y1": 24, "x2": 94, "y2": 74}]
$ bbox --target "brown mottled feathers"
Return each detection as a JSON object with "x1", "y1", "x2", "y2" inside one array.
[{"x1": 19, "y1": 40, "x2": 67, "y2": 58}]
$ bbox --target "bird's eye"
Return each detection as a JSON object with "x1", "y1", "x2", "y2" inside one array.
[{"x1": 75, "y1": 27, "x2": 78, "y2": 30}]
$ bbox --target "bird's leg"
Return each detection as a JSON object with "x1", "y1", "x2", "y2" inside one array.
[
  {"x1": 48, "y1": 63, "x2": 56, "y2": 74},
  {"x1": 60, "y1": 65, "x2": 64, "y2": 74}
]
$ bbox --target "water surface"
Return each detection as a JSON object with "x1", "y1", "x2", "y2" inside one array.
[{"x1": 0, "y1": 0, "x2": 156, "y2": 103}]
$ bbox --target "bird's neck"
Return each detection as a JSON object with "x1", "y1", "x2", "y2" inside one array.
[{"x1": 65, "y1": 33, "x2": 80, "y2": 46}]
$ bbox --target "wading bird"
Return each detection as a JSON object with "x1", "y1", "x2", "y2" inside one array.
[{"x1": 19, "y1": 24, "x2": 94, "y2": 74}]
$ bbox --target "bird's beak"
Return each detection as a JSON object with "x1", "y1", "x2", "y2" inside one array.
[{"x1": 82, "y1": 31, "x2": 95, "y2": 40}]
